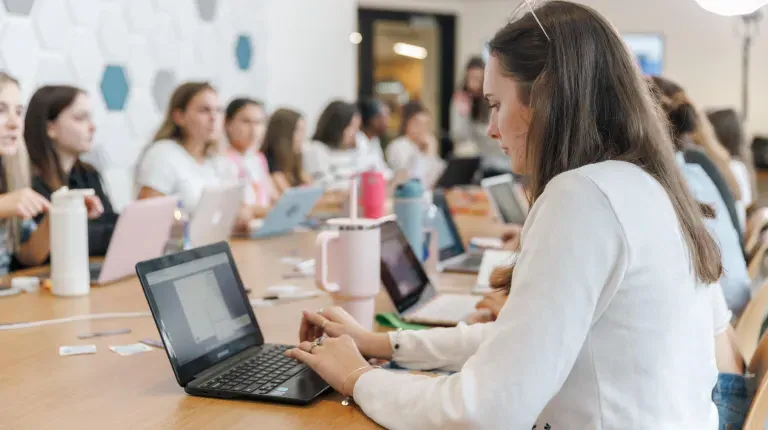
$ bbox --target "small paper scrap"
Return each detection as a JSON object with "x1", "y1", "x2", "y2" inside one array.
[
  {"x1": 59, "y1": 345, "x2": 97, "y2": 356},
  {"x1": 109, "y1": 343, "x2": 153, "y2": 356}
]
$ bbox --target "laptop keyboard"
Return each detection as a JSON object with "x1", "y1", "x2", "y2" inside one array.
[{"x1": 199, "y1": 345, "x2": 307, "y2": 395}]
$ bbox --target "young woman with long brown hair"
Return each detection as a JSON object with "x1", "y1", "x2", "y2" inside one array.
[
  {"x1": 261, "y1": 108, "x2": 310, "y2": 194},
  {"x1": 284, "y1": 2, "x2": 722, "y2": 428}
]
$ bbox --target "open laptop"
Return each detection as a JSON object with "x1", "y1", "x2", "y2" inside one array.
[
  {"x1": 380, "y1": 219, "x2": 480, "y2": 326},
  {"x1": 135, "y1": 242, "x2": 330, "y2": 404},
  {"x1": 189, "y1": 183, "x2": 244, "y2": 247},
  {"x1": 481, "y1": 174, "x2": 529, "y2": 225},
  {"x1": 433, "y1": 191, "x2": 484, "y2": 274},
  {"x1": 89, "y1": 195, "x2": 179, "y2": 285},
  {"x1": 249, "y1": 186, "x2": 324, "y2": 239},
  {"x1": 435, "y1": 157, "x2": 481, "y2": 189}
]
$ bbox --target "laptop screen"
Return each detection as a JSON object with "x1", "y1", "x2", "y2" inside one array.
[
  {"x1": 380, "y1": 220, "x2": 435, "y2": 313},
  {"x1": 486, "y1": 180, "x2": 527, "y2": 224},
  {"x1": 432, "y1": 191, "x2": 466, "y2": 261},
  {"x1": 138, "y1": 243, "x2": 263, "y2": 386}
]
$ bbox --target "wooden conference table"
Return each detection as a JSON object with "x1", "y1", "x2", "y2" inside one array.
[{"x1": 0, "y1": 196, "x2": 505, "y2": 429}]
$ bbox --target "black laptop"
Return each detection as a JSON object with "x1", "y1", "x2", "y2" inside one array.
[
  {"x1": 135, "y1": 242, "x2": 330, "y2": 405},
  {"x1": 435, "y1": 157, "x2": 482, "y2": 189}
]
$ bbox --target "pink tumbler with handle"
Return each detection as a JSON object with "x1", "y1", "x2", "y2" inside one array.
[{"x1": 361, "y1": 170, "x2": 387, "y2": 219}]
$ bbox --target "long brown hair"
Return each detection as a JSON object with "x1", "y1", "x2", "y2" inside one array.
[
  {"x1": 708, "y1": 108, "x2": 757, "y2": 198},
  {"x1": 263, "y1": 108, "x2": 304, "y2": 186},
  {"x1": 24, "y1": 85, "x2": 94, "y2": 190},
  {"x1": 462, "y1": 56, "x2": 490, "y2": 123},
  {"x1": 488, "y1": 1, "x2": 722, "y2": 290},
  {"x1": 151, "y1": 81, "x2": 218, "y2": 153},
  {"x1": 0, "y1": 72, "x2": 31, "y2": 252}
]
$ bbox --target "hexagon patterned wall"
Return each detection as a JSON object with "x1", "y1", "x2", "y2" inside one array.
[{"x1": 0, "y1": 0, "x2": 267, "y2": 211}]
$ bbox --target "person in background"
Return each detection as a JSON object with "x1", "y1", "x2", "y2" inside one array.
[
  {"x1": 303, "y1": 100, "x2": 361, "y2": 185},
  {"x1": 356, "y1": 97, "x2": 393, "y2": 179},
  {"x1": 651, "y1": 76, "x2": 750, "y2": 316},
  {"x1": 652, "y1": 77, "x2": 745, "y2": 243},
  {"x1": 136, "y1": 82, "x2": 234, "y2": 215},
  {"x1": 708, "y1": 108, "x2": 756, "y2": 216},
  {"x1": 286, "y1": 2, "x2": 722, "y2": 428},
  {"x1": 451, "y1": 56, "x2": 509, "y2": 176},
  {"x1": 262, "y1": 108, "x2": 310, "y2": 194},
  {"x1": 0, "y1": 73, "x2": 101, "y2": 273},
  {"x1": 386, "y1": 102, "x2": 445, "y2": 188},
  {"x1": 218, "y1": 98, "x2": 274, "y2": 219},
  {"x1": 23, "y1": 85, "x2": 117, "y2": 260}
]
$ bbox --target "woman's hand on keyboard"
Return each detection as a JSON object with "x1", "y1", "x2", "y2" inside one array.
[{"x1": 299, "y1": 307, "x2": 393, "y2": 359}]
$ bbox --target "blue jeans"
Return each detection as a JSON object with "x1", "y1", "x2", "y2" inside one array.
[{"x1": 712, "y1": 373, "x2": 754, "y2": 430}]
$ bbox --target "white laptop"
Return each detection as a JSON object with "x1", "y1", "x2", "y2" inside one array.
[
  {"x1": 189, "y1": 183, "x2": 245, "y2": 247},
  {"x1": 89, "y1": 195, "x2": 179, "y2": 285},
  {"x1": 249, "y1": 186, "x2": 324, "y2": 239},
  {"x1": 380, "y1": 219, "x2": 480, "y2": 326},
  {"x1": 481, "y1": 174, "x2": 529, "y2": 225}
]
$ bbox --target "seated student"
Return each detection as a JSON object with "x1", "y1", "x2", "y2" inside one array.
[
  {"x1": 0, "y1": 73, "x2": 102, "y2": 273},
  {"x1": 303, "y1": 100, "x2": 361, "y2": 185},
  {"x1": 709, "y1": 108, "x2": 756, "y2": 219},
  {"x1": 356, "y1": 98, "x2": 393, "y2": 179},
  {"x1": 286, "y1": 3, "x2": 722, "y2": 427},
  {"x1": 23, "y1": 85, "x2": 118, "y2": 259},
  {"x1": 385, "y1": 102, "x2": 445, "y2": 188},
  {"x1": 652, "y1": 77, "x2": 751, "y2": 316},
  {"x1": 217, "y1": 98, "x2": 274, "y2": 219},
  {"x1": 136, "y1": 82, "x2": 234, "y2": 214},
  {"x1": 262, "y1": 108, "x2": 310, "y2": 194}
]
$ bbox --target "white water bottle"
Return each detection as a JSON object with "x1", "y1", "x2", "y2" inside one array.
[{"x1": 50, "y1": 187, "x2": 94, "y2": 297}]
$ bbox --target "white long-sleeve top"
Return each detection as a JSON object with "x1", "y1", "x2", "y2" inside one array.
[{"x1": 353, "y1": 161, "x2": 718, "y2": 429}]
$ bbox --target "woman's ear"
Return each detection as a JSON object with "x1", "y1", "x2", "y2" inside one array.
[
  {"x1": 46, "y1": 121, "x2": 57, "y2": 142},
  {"x1": 171, "y1": 109, "x2": 185, "y2": 128}
]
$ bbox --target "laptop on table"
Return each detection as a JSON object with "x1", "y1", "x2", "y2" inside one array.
[
  {"x1": 481, "y1": 174, "x2": 529, "y2": 225},
  {"x1": 136, "y1": 242, "x2": 330, "y2": 404},
  {"x1": 433, "y1": 191, "x2": 484, "y2": 274},
  {"x1": 380, "y1": 219, "x2": 480, "y2": 326},
  {"x1": 249, "y1": 186, "x2": 324, "y2": 239},
  {"x1": 435, "y1": 157, "x2": 482, "y2": 189}
]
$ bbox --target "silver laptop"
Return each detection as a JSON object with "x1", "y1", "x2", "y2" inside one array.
[
  {"x1": 433, "y1": 191, "x2": 484, "y2": 274},
  {"x1": 380, "y1": 219, "x2": 479, "y2": 326},
  {"x1": 481, "y1": 174, "x2": 529, "y2": 225},
  {"x1": 250, "y1": 186, "x2": 324, "y2": 239},
  {"x1": 189, "y1": 183, "x2": 245, "y2": 247}
]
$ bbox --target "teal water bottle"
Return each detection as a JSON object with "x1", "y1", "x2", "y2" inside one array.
[{"x1": 394, "y1": 179, "x2": 425, "y2": 259}]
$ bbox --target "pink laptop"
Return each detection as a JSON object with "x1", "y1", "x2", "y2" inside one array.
[{"x1": 91, "y1": 196, "x2": 179, "y2": 285}]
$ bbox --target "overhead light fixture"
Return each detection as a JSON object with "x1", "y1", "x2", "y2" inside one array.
[
  {"x1": 349, "y1": 32, "x2": 362, "y2": 44},
  {"x1": 693, "y1": 0, "x2": 767, "y2": 16},
  {"x1": 393, "y1": 42, "x2": 427, "y2": 60}
]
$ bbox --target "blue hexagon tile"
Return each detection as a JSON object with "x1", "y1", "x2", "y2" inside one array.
[
  {"x1": 195, "y1": 0, "x2": 218, "y2": 22},
  {"x1": 235, "y1": 34, "x2": 252, "y2": 71},
  {"x1": 101, "y1": 65, "x2": 130, "y2": 111},
  {"x1": 4, "y1": 0, "x2": 34, "y2": 15}
]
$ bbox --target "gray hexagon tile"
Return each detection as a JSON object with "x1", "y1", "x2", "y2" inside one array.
[
  {"x1": 97, "y1": 3, "x2": 131, "y2": 63},
  {"x1": 32, "y1": 0, "x2": 73, "y2": 51},
  {"x1": 0, "y1": 18, "x2": 41, "y2": 87},
  {"x1": 124, "y1": 0, "x2": 155, "y2": 34},
  {"x1": 101, "y1": 65, "x2": 130, "y2": 111},
  {"x1": 35, "y1": 52, "x2": 76, "y2": 86},
  {"x1": 66, "y1": 0, "x2": 101, "y2": 26},
  {"x1": 127, "y1": 36, "x2": 154, "y2": 89},
  {"x1": 195, "y1": 0, "x2": 218, "y2": 22},
  {"x1": 4, "y1": 0, "x2": 34, "y2": 15},
  {"x1": 67, "y1": 27, "x2": 104, "y2": 85},
  {"x1": 152, "y1": 69, "x2": 176, "y2": 113},
  {"x1": 125, "y1": 89, "x2": 159, "y2": 142}
]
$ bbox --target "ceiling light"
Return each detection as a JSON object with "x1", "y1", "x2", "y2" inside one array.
[
  {"x1": 694, "y1": 0, "x2": 767, "y2": 16},
  {"x1": 349, "y1": 32, "x2": 362, "y2": 44},
  {"x1": 393, "y1": 42, "x2": 427, "y2": 60}
]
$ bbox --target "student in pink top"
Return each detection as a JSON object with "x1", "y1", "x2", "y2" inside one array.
[{"x1": 220, "y1": 98, "x2": 275, "y2": 219}]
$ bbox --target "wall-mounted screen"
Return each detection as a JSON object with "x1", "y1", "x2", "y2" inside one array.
[{"x1": 623, "y1": 33, "x2": 664, "y2": 76}]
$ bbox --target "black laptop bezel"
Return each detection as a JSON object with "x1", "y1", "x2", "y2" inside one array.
[
  {"x1": 433, "y1": 191, "x2": 467, "y2": 262},
  {"x1": 379, "y1": 220, "x2": 438, "y2": 314},
  {"x1": 135, "y1": 242, "x2": 264, "y2": 387},
  {"x1": 435, "y1": 157, "x2": 481, "y2": 189}
]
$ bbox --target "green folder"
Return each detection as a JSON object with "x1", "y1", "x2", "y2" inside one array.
[{"x1": 375, "y1": 312, "x2": 429, "y2": 330}]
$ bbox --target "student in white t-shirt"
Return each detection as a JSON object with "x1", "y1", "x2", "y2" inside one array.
[
  {"x1": 356, "y1": 98, "x2": 393, "y2": 179},
  {"x1": 385, "y1": 102, "x2": 445, "y2": 188},
  {"x1": 303, "y1": 100, "x2": 361, "y2": 186},
  {"x1": 217, "y1": 98, "x2": 275, "y2": 219},
  {"x1": 136, "y1": 82, "x2": 235, "y2": 215},
  {"x1": 285, "y1": 3, "x2": 722, "y2": 429}
]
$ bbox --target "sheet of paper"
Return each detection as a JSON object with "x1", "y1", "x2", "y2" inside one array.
[{"x1": 109, "y1": 343, "x2": 153, "y2": 356}]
